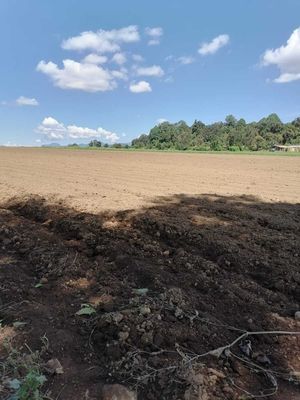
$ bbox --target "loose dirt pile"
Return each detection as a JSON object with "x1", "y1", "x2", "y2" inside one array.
[{"x1": 0, "y1": 194, "x2": 299, "y2": 399}]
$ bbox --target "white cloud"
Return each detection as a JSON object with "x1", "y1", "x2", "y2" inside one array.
[
  {"x1": 145, "y1": 27, "x2": 163, "y2": 37},
  {"x1": 62, "y1": 25, "x2": 140, "y2": 53},
  {"x1": 82, "y1": 53, "x2": 108, "y2": 64},
  {"x1": 165, "y1": 55, "x2": 174, "y2": 61},
  {"x1": 16, "y1": 96, "x2": 39, "y2": 106},
  {"x1": 262, "y1": 27, "x2": 300, "y2": 83},
  {"x1": 136, "y1": 65, "x2": 164, "y2": 77},
  {"x1": 36, "y1": 117, "x2": 66, "y2": 140},
  {"x1": 2, "y1": 142, "x2": 20, "y2": 147},
  {"x1": 148, "y1": 39, "x2": 160, "y2": 46},
  {"x1": 36, "y1": 117, "x2": 120, "y2": 143},
  {"x1": 157, "y1": 118, "x2": 168, "y2": 124},
  {"x1": 145, "y1": 27, "x2": 163, "y2": 46},
  {"x1": 111, "y1": 52, "x2": 127, "y2": 65},
  {"x1": 164, "y1": 76, "x2": 174, "y2": 83},
  {"x1": 198, "y1": 34, "x2": 230, "y2": 55},
  {"x1": 177, "y1": 56, "x2": 195, "y2": 65},
  {"x1": 67, "y1": 125, "x2": 119, "y2": 142},
  {"x1": 1, "y1": 97, "x2": 39, "y2": 107},
  {"x1": 129, "y1": 80, "x2": 152, "y2": 93},
  {"x1": 132, "y1": 54, "x2": 144, "y2": 62},
  {"x1": 97, "y1": 127, "x2": 120, "y2": 143},
  {"x1": 37, "y1": 59, "x2": 118, "y2": 92},
  {"x1": 111, "y1": 68, "x2": 128, "y2": 80}
]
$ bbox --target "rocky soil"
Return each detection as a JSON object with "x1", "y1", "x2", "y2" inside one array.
[{"x1": 0, "y1": 194, "x2": 299, "y2": 399}]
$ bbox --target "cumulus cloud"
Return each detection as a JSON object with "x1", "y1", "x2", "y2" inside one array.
[
  {"x1": 36, "y1": 117, "x2": 120, "y2": 143},
  {"x1": 38, "y1": 25, "x2": 166, "y2": 93},
  {"x1": 177, "y1": 56, "x2": 195, "y2": 65},
  {"x1": 62, "y1": 25, "x2": 140, "y2": 53},
  {"x1": 16, "y1": 96, "x2": 39, "y2": 106},
  {"x1": 82, "y1": 53, "x2": 108, "y2": 64},
  {"x1": 198, "y1": 34, "x2": 230, "y2": 55},
  {"x1": 145, "y1": 26, "x2": 163, "y2": 45},
  {"x1": 136, "y1": 65, "x2": 164, "y2": 77},
  {"x1": 36, "y1": 117, "x2": 66, "y2": 140},
  {"x1": 37, "y1": 59, "x2": 118, "y2": 92},
  {"x1": 129, "y1": 81, "x2": 152, "y2": 93},
  {"x1": 111, "y1": 52, "x2": 127, "y2": 65},
  {"x1": 262, "y1": 27, "x2": 300, "y2": 83}
]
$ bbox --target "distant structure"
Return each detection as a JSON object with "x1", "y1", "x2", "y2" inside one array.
[{"x1": 273, "y1": 144, "x2": 300, "y2": 152}]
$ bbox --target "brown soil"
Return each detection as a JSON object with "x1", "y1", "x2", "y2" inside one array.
[
  {"x1": 0, "y1": 149, "x2": 299, "y2": 399},
  {"x1": 0, "y1": 148, "x2": 299, "y2": 210},
  {"x1": 1, "y1": 193, "x2": 299, "y2": 399}
]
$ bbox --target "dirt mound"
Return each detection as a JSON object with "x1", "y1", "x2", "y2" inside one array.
[{"x1": 0, "y1": 194, "x2": 299, "y2": 399}]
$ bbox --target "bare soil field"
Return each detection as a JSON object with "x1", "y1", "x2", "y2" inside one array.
[
  {"x1": 0, "y1": 148, "x2": 299, "y2": 400},
  {"x1": 0, "y1": 148, "x2": 299, "y2": 209}
]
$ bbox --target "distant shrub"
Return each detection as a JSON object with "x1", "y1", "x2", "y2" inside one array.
[
  {"x1": 193, "y1": 145, "x2": 211, "y2": 151},
  {"x1": 228, "y1": 145, "x2": 240, "y2": 152}
]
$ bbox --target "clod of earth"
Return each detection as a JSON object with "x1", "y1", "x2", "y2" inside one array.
[{"x1": 102, "y1": 384, "x2": 137, "y2": 400}]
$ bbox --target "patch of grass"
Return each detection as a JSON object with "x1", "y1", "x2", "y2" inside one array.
[
  {"x1": 0, "y1": 338, "x2": 48, "y2": 400},
  {"x1": 37, "y1": 146, "x2": 300, "y2": 156}
]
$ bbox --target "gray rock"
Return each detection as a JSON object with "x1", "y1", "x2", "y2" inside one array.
[{"x1": 295, "y1": 311, "x2": 300, "y2": 321}]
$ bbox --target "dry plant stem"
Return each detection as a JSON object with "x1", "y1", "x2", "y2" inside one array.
[{"x1": 188, "y1": 330, "x2": 300, "y2": 362}]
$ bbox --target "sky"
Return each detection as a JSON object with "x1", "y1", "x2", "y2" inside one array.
[{"x1": 1, "y1": 0, "x2": 300, "y2": 146}]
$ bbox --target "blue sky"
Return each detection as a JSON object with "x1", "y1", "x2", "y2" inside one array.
[{"x1": 1, "y1": 0, "x2": 300, "y2": 145}]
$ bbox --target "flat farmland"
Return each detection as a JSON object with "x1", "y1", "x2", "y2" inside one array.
[
  {"x1": 1, "y1": 147, "x2": 300, "y2": 399},
  {"x1": 0, "y1": 148, "x2": 299, "y2": 210}
]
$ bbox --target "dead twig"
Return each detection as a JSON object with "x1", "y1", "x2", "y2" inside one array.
[{"x1": 188, "y1": 329, "x2": 300, "y2": 362}]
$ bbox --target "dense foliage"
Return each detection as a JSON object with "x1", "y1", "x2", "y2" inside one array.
[{"x1": 132, "y1": 114, "x2": 300, "y2": 151}]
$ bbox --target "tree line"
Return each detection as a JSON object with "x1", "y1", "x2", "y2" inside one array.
[{"x1": 131, "y1": 114, "x2": 300, "y2": 151}]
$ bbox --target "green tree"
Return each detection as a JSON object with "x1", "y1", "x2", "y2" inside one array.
[{"x1": 89, "y1": 140, "x2": 102, "y2": 147}]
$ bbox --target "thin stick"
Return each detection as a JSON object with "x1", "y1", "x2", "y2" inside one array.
[{"x1": 188, "y1": 329, "x2": 300, "y2": 362}]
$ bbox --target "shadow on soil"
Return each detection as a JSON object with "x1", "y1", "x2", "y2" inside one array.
[{"x1": 0, "y1": 194, "x2": 299, "y2": 400}]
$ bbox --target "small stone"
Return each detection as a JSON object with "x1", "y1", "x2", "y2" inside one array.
[
  {"x1": 175, "y1": 307, "x2": 183, "y2": 318},
  {"x1": 102, "y1": 384, "x2": 136, "y2": 400},
  {"x1": 45, "y1": 358, "x2": 64, "y2": 375},
  {"x1": 119, "y1": 331, "x2": 129, "y2": 341},
  {"x1": 208, "y1": 368, "x2": 226, "y2": 379},
  {"x1": 139, "y1": 305, "x2": 151, "y2": 315},
  {"x1": 163, "y1": 250, "x2": 170, "y2": 257},
  {"x1": 40, "y1": 277, "x2": 48, "y2": 284},
  {"x1": 109, "y1": 312, "x2": 124, "y2": 324},
  {"x1": 141, "y1": 331, "x2": 153, "y2": 346},
  {"x1": 223, "y1": 385, "x2": 234, "y2": 395},
  {"x1": 295, "y1": 311, "x2": 300, "y2": 321},
  {"x1": 176, "y1": 248, "x2": 185, "y2": 257}
]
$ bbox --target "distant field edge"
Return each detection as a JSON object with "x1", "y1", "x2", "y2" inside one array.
[{"x1": 4, "y1": 146, "x2": 300, "y2": 157}]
